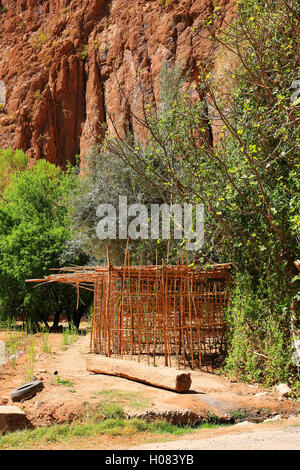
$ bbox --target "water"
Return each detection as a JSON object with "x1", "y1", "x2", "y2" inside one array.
[{"x1": 0, "y1": 340, "x2": 6, "y2": 366}]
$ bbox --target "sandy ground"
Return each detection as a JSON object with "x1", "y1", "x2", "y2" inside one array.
[
  {"x1": 0, "y1": 331, "x2": 299, "y2": 429},
  {"x1": 129, "y1": 417, "x2": 300, "y2": 450}
]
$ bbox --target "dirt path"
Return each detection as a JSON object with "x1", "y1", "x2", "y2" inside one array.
[
  {"x1": 0, "y1": 332, "x2": 299, "y2": 427},
  {"x1": 129, "y1": 417, "x2": 300, "y2": 450}
]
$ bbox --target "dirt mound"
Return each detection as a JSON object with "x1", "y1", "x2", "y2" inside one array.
[{"x1": 0, "y1": 332, "x2": 299, "y2": 427}]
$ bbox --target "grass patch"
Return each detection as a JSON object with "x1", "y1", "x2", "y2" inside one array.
[
  {"x1": 229, "y1": 409, "x2": 250, "y2": 422},
  {"x1": 0, "y1": 417, "x2": 220, "y2": 450},
  {"x1": 148, "y1": 421, "x2": 219, "y2": 435},
  {"x1": 80, "y1": 401, "x2": 125, "y2": 421},
  {"x1": 62, "y1": 324, "x2": 78, "y2": 347},
  {"x1": 90, "y1": 389, "x2": 151, "y2": 410},
  {"x1": 23, "y1": 339, "x2": 35, "y2": 382},
  {"x1": 56, "y1": 376, "x2": 74, "y2": 388},
  {"x1": 0, "y1": 389, "x2": 222, "y2": 450},
  {"x1": 41, "y1": 330, "x2": 51, "y2": 354}
]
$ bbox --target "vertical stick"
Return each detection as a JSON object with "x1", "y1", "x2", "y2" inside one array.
[
  {"x1": 153, "y1": 257, "x2": 158, "y2": 367},
  {"x1": 173, "y1": 272, "x2": 180, "y2": 369},
  {"x1": 137, "y1": 263, "x2": 142, "y2": 362},
  {"x1": 165, "y1": 265, "x2": 172, "y2": 367},
  {"x1": 187, "y1": 273, "x2": 194, "y2": 369},
  {"x1": 162, "y1": 260, "x2": 168, "y2": 367},
  {"x1": 118, "y1": 268, "x2": 124, "y2": 357},
  {"x1": 191, "y1": 275, "x2": 201, "y2": 369},
  {"x1": 122, "y1": 239, "x2": 130, "y2": 357},
  {"x1": 128, "y1": 252, "x2": 134, "y2": 358},
  {"x1": 106, "y1": 245, "x2": 111, "y2": 357},
  {"x1": 146, "y1": 271, "x2": 150, "y2": 365},
  {"x1": 179, "y1": 273, "x2": 186, "y2": 368},
  {"x1": 90, "y1": 281, "x2": 97, "y2": 353}
]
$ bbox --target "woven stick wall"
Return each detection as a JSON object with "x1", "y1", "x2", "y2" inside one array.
[
  {"x1": 90, "y1": 264, "x2": 231, "y2": 369},
  {"x1": 28, "y1": 257, "x2": 232, "y2": 370}
]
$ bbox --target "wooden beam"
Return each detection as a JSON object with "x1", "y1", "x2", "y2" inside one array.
[{"x1": 86, "y1": 356, "x2": 192, "y2": 393}]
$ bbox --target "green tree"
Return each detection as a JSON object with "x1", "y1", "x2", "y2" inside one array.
[
  {"x1": 67, "y1": 149, "x2": 178, "y2": 266},
  {"x1": 100, "y1": 0, "x2": 299, "y2": 384},
  {"x1": 0, "y1": 158, "x2": 90, "y2": 329}
]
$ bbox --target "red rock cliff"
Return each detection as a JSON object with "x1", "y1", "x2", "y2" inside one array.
[{"x1": 0, "y1": 0, "x2": 235, "y2": 168}]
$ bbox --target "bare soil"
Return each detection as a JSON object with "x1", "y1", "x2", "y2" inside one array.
[
  {"x1": 0, "y1": 330, "x2": 299, "y2": 429},
  {"x1": 129, "y1": 417, "x2": 300, "y2": 451}
]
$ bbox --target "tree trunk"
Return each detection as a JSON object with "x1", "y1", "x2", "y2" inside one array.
[
  {"x1": 72, "y1": 305, "x2": 86, "y2": 330},
  {"x1": 53, "y1": 311, "x2": 60, "y2": 328},
  {"x1": 86, "y1": 356, "x2": 192, "y2": 393}
]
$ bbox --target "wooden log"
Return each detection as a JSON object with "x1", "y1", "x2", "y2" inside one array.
[{"x1": 86, "y1": 356, "x2": 192, "y2": 393}]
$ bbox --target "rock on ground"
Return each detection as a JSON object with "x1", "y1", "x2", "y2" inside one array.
[
  {"x1": 276, "y1": 384, "x2": 291, "y2": 398},
  {"x1": 0, "y1": 406, "x2": 29, "y2": 434}
]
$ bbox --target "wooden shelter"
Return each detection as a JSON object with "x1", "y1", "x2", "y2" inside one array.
[{"x1": 28, "y1": 255, "x2": 232, "y2": 370}]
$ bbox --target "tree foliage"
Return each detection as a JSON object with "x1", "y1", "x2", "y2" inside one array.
[
  {"x1": 0, "y1": 156, "x2": 90, "y2": 328},
  {"x1": 98, "y1": 0, "x2": 299, "y2": 384},
  {"x1": 67, "y1": 149, "x2": 177, "y2": 265},
  {"x1": 105, "y1": 0, "x2": 299, "y2": 278}
]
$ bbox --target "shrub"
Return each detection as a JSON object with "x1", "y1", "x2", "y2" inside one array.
[{"x1": 225, "y1": 273, "x2": 294, "y2": 386}]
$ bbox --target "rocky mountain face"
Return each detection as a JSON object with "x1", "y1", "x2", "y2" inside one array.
[{"x1": 0, "y1": 0, "x2": 235, "y2": 169}]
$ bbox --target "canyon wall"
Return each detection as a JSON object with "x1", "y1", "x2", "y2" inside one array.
[{"x1": 0, "y1": 0, "x2": 235, "y2": 168}]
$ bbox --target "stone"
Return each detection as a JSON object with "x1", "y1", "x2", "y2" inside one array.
[
  {"x1": 0, "y1": 406, "x2": 29, "y2": 434},
  {"x1": 0, "y1": 397, "x2": 9, "y2": 405},
  {"x1": 263, "y1": 414, "x2": 281, "y2": 423},
  {"x1": 292, "y1": 339, "x2": 300, "y2": 367},
  {"x1": 0, "y1": 80, "x2": 5, "y2": 105},
  {"x1": 234, "y1": 421, "x2": 252, "y2": 427},
  {"x1": 276, "y1": 383, "x2": 291, "y2": 398},
  {"x1": 34, "y1": 401, "x2": 43, "y2": 410},
  {"x1": 33, "y1": 375, "x2": 43, "y2": 381},
  {"x1": 254, "y1": 392, "x2": 268, "y2": 398}
]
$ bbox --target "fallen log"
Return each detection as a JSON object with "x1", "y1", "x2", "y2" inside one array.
[{"x1": 86, "y1": 356, "x2": 191, "y2": 393}]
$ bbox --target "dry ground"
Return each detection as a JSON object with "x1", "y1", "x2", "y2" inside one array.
[
  {"x1": 0, "y1": 329, "x2": 299, "y2": 450},
  {"x1": 12, "y1": 416, "x2": 298, "y2": 450},
  {"x1": 129, "y1": 417, "x2": 300, "y2": 450}
]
